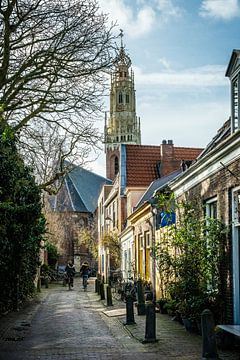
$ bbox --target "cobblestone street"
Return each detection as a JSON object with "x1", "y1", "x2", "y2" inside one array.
[{"x1": 0, "y1": 278, "x2": 239, "y2": 360}]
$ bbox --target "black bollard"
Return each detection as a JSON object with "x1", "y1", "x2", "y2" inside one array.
[
  {"x1": 201, "y1": 309, "x2": 219, "y2": 360},
  {"x1": 95, "y1": 278, "x2": 99, "y2": 293},
  {"x1": 106, "y1": 285, "x2": 113, "y2": 306},
  {"x1": 100, "y1": 282, "x2": 105, "y2": 300},
  {"x1": 137, "y1": 279, "x2": 146, "y2": 315},
  {"x1": 142, "y1": 301, "x2": 157, "y2": 343},
  {"x1": 97, "y1": 275, "x2": 101, "y2": 295},
  {"x1": 45, "y1": 276, "x2": 49, "y2": 289},
  {"x1": 124, "y1": 294, "x2": 135, "y2": 325}
]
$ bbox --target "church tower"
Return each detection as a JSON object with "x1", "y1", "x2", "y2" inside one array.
[{"x1": 105, "y1": 31, "x2": 141, "y2": 180}]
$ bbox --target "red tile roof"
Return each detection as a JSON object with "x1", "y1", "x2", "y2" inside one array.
[
  {"x1": 125, "y1": 144, "x2": 203, "y2": 187},
  {"x1": 126, "y1": 145, "x2": 160, "y2": 187},
  {"x1": 174, "y1": 147, "x2": 203, "y2": 160}
]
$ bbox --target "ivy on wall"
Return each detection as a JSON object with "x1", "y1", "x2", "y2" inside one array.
[{"x1": 0, "y1": 125, "x2": 46, "y2": 313}]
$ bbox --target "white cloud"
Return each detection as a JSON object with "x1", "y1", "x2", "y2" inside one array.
[
  {"x1": 133, "y1": 64, "x2": 228, "y2": 87},
  {"x1": 199, "y1": 0, "x2": 240, "y2": 20},
  {"x1": 156, "y1": 0, "x2": 182, "y2": 19},
  {"x1": 98, "y1": 0, "x2": 182, "y2": 38},
  {"x1": 98, "y1": 0, "x2": 156, "y2": 38},
  {"x1": 158, "y1": 57, "x2": 171, "y2": 69}
]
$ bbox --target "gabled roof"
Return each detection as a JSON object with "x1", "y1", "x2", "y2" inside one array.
[
  {"x1": 225, "y1": 49, "x2": 240, "y2": 78},
  {"x1": 135, "y1": 169, "x2": 182, "y2": 210},
  {"x1": 174, "y1": 147, "x2": 203, "y2": 160},
  {"x1": 51, "y1": 165, "x2": 112, "y2": 213},
  {"x1": 125, "y1": 144, "x2": 202, "y2": 187},
  {"x1": 126, "y1": 145, "x2": 162, "y2": 187}
]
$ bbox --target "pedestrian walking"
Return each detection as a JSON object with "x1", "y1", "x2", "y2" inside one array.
[
  {"x1": 65, "y1": 260, "x2": 75, "y2": 290},
  {"x1": 80, "y1": 261, "x2": 89, "y2": 291}
]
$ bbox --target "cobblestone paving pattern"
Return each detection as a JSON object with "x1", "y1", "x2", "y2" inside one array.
[{"x1": 0, "y1": 278, "x2": 239, "y2": 360}]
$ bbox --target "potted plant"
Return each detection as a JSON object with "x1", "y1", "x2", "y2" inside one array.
[{"x1": 156, "y1": 298, "x2": 168, "y2": 314}]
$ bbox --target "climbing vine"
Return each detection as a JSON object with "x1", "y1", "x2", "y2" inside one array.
[{"x1": 0, "y1": 124, "x2": 46, "y2": 313}]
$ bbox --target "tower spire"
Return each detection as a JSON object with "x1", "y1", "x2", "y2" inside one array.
[
  {"x1": 120, "y1": 29, "x2": 124, "y2": 48},
  {"x1": 104, "y1": 32, "x2": 141, "y2": 153}
]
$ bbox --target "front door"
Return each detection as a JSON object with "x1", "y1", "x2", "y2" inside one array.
[{"x1": 232, "y1": 187, "x2": 240, "y2": 324}]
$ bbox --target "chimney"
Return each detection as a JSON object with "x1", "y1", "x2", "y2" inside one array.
[{"x1": 160, "y1": 139, "x2": 174, "y2": 159}]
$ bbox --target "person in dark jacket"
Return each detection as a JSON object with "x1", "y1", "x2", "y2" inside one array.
[
  {"x1": 65, "y1": 260, "x2": 75, "y2": 290},
  {"x1": 80, "y1": 261, "x2": 89, "y2": 291}
]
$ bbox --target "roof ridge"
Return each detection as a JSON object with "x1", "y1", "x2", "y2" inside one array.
[{"x1": 67, "y1": 172, "x2": 90, "y2": 212}]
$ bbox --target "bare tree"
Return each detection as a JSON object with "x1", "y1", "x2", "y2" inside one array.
[{"x1": 0, "y1": 0, "x2": 116, "y2": 192}]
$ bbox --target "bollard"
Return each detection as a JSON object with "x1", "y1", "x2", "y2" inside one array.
[
  {"x1": 124, "y1": 294, "x2": 135, "y2": 325},
  {"x1": 142, "y1": 301, "x2": 157, "y2": 343},
  {"x1": 95, "y1": 278, "x2": 99, "y2": 293},
  {"x1": 137, "y1": 279, "x2": 146, "y2": 315},
  {"x1": 99, "y1": 282, "x2": 105, "y2": 300},
  {"x1": 201, "y1": 309, "x2": 219, "y2": 360},
  {"x1": 106, "y1": 285, "x2": 113, "y2": 306},
  {"x1": 97, "y1": 275, "x2": 101, "y2": 295},
  {"x1": 45, "y1": 276, "x2": 49, "y2": 289}
]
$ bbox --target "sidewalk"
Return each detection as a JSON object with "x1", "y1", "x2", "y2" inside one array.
[
  {"x1": 89, "y1": 283, "x2": 240, "y2": 360},
  {"x1": 0, "y1": 279, "x2": 239, "y2": 360}
]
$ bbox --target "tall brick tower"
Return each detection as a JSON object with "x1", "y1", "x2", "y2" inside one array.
[{"x1": 105, "y1": 31, "x2": 141, "y2": 180}]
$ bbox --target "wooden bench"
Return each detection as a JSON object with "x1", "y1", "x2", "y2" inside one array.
[
  {"x1": 217, "y1": 325, "x2": 240, "y2": 337},
  {"x1": 216, "y1": 325, "x2": 240, "y2": 350}
]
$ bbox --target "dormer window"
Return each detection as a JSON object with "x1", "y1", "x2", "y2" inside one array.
[
  {"x1": 233, "y1": 77, "x2": 239, "y2": 132},
  {"x1": 226, "y1": 50, "x2": 240, "y2": 133}
]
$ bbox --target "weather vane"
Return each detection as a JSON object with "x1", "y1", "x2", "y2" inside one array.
[{"x1": 119, "y1": 29, "x2": 124, "y2": 47}]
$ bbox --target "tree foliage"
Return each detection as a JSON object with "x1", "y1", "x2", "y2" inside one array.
[
  {"x1": 102, "y1": 231, "x2": 121, "y2": 269},
  {"x1": 79, "y1": 225, "x2": 98, "y2": 261},
  {"x1": 0, "y1": 125, "x2": 46, "y2": 313},
  {"x1": 153, "y1": 194, "x2": 227, "y2": 321},
  {"x1": 45, "y1": 241, "x2": 59, "y2": 268},
  {"x1": 0, "y1": 0, "x2": 116, "y2": 193}
]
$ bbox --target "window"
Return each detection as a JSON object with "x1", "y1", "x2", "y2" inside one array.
[
  {"x1": 112, "y1": 201, "x2": 116, "y2": 227},
  {"x1": 233, "y1": 188, "x2": 240, "y2": 226},
  {"x1": 119, "y1": 92, "x2": 123, "y2": 104},
  {"x1": 205, "y1": 197, "x2": 217, "y2": 219},
  {"x1": 114, "y1": 156, "x2": 119, "y2": 175},
  {"x1": 205, "y1": 197, "x2": 218, "y2": 292},
  {"x1": 145, "y1": 232, "x2": 150, "y2": 247},
  {"x1": 126, "y1": 93, "x2": 129, "y2": 104}
]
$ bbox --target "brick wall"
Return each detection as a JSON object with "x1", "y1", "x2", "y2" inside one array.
[
  {"x1": 106, "y1": 147, "x2": 120, "y2": 180},
  {"x1": 176, "y1": 158, "x2": 240, "y2": 323}
]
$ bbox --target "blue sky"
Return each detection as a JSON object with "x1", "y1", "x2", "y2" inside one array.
[{"x1": 90, "y1": 0, "x2": 240, "y2": 176}]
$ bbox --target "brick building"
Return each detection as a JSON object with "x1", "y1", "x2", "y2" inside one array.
[
  {"x1": 170, "y1": 49, "x2": 240, "y2": 325},
  {"x1": 47, "y1": 164, "x2": 111, "y2": 271},
  {"x1": 98, "y1": 36, "x2": 203, "y2": 281}
]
